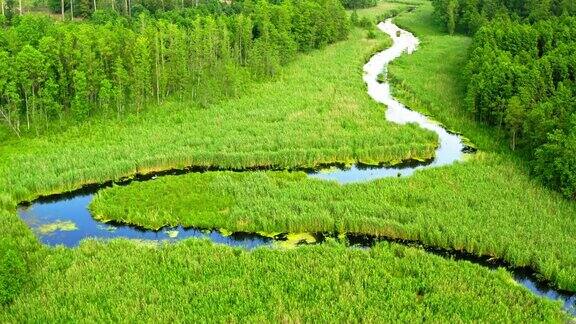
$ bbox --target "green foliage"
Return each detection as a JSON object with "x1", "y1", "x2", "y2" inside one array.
[
  {"x1": 72, "y1": 70, "x2": 90, "y2": 119},
  {"x1": 346, "y1": 0, "x2": 422, "y2": 25},
  {"x1": 0, "y1": 209, "x2": 42, "y2": 306},
  {"x1": 0, "y1": 0, "x2": 349, "y2": 135},
  {"x1": 367, "y1": 28, "x2": 377, "y2": 39},
  {"x1": 4, "y1": 0, "x2": 16, "y2": 23},
  {"x1": 534, "y1": 117, "x2": 576, "y2": 199},
  {"x1": 132, "y1": 35, "x2": 151, "y2": 113},
  {"x1": 340, "y1": 0, "x2": 376, "y2": 10},
  {"x1": 350, "y1": 9, "x2": 359, "y2": 25},
  {"x1": 445, "y1": 0, "x2": 457, "y2": 34},
  {"x1": 0, "y1": 243, "x2": 26, "y2": 306},
  {"x1": 427, "y1": 0, "x2": 576, "y2": 198},
  {"x1": 431, "y1": 0, "x2": 576, "y2": 34},
  {"x1": 464, "y1": 17, "x2": 576, "y2": 198},
  {"x1": 357, "y1": 15, "x2": 373, "y2": 28},
  {"x1": 44, "y1": 0, "x2": 235, "y2": 18},
  {"x1": 0, "y1": 240, "x2": 567, "y2": 321}
]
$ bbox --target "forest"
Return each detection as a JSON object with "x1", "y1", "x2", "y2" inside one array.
[
  {"x1": 0, "y1": 0, "x2": 348, "y2": 136},
  {"x1": 432, "y1": 0, "x2": 576, "y2": 199}
]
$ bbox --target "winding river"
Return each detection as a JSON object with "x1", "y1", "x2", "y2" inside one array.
[
  {"x1": 311, "y1": 20, "x2": 466, "y2": 183},
  {"x1": 17, "y1": 20, "x2": 575, "y2": 315}
]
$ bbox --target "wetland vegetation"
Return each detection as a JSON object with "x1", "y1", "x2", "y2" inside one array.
[
  {"x1": 0, "y1": 24, "x2": 437, "y2": 204},
  {"x1": 1, "y1": 0, "x2": 576, "y2": 321},
  {"x1": 1, "y1": 240, "x2": 569, "y2": 321}
]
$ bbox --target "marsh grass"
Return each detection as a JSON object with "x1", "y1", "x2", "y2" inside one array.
[
  {"x1": 86, "y1": 3, "x2": 576, "y2": 294},
  {"x1": 90, "y1": 162, "x2": 576, "y2": 291},
  {"x1": 0, "y1": 26, "x2": 437, "y2": 205},
  {"x1": 0, "y1": 240, "x2": 567, "y2": 322},
  {"x1": 0, "y1": 209, "x2": 43, "y2": 306},
  {"x1": 1, "y1": 1, "x2": 575, "y2": 320}
]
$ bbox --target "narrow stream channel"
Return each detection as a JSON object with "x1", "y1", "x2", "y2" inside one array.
[
  {"x1": 18, "y1": 190, "x2": 576, "y2": 315},
  {"x1": 16, "y1": 20, "x2": 575, "y2": 315},
  {"x1": 310, "y1": 20, "x2": 466, "y2": 183}
]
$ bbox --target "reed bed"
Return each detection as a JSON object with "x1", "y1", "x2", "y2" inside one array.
[
  {"x1": 1, "y1": 2, "x2": 574, "y2": 320},
  {"x1": 0, "y1": 240, "x2": 567, "y2": 321},
  {"x1": 91, "y1": 155, "x2": 576, "y2": 292}
]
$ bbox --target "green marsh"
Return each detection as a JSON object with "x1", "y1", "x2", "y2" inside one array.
[
  {"x1": 0, "y1": 1, "x2": 575, "y2": 321},
  {"x1": 0, "y1": 240, "x2": 568, "y2": 322}
]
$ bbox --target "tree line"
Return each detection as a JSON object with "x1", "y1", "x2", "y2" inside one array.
[
  {"x1": 340, "y1": 0, "x2": 376, "y2": 10},
  {"x1": 0, "y1": 0, "x2": 349, "y2": 136},
  {"x1": 432, "y1": 0, "x2": 576, "y2": 35},
  {"x1": 432, "y1": 0, "x2": 576, "y2": 199},
  {"x1": 0, "y1": 0, "x2": 368, "y2": 21}
]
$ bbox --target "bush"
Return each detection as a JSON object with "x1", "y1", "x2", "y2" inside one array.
[
  {"x1": 350, "y1": 10, "x2": 359, "y2": 26},
  {"x1": 534, "y1": 119, "x2": 576, "y2": 199},
  {"x1": 357, "y1": 16, "x2": 373, "y2": 29},
  {"x1": 367, "y1": 29, "x2": 377, "y2": 39}
]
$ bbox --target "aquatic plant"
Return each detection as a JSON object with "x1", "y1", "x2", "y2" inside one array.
[{"x1": 37, "y1": 220, "x2": 78, "y2": 235}]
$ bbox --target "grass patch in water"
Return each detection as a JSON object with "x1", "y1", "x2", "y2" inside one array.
[
  {"x1": 377, "y1": 71, "x2": 387, "y2": 83},
  {"x1": 90, "y1": 163, "x2": 576, "y2": 292},
  {"x1": 0, "y1": 240, "x2": 568, "y2": 322},
  {"x1": 274, "y1": 233, "x2": 317, "y2": 249},
  {"x1": 37, "y1": 221, "x2": 78, "y2": 235},
  {"x1": 96, "y1": 224, "x2": 117, "y2": 232},
  {"x1": 165, "y1": 230, "x2": 179, "y2": 239}
]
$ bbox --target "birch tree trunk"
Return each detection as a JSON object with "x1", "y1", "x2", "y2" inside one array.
[
  {"x1": 24, "y1": 90, "x2": 29, "y2": 130},
  {"x1": 155, "y1": 32, "x2": 160, "y2": 105},
  {"x1": 0, "y1": 109, "x2": 21, "y2": 138}
]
